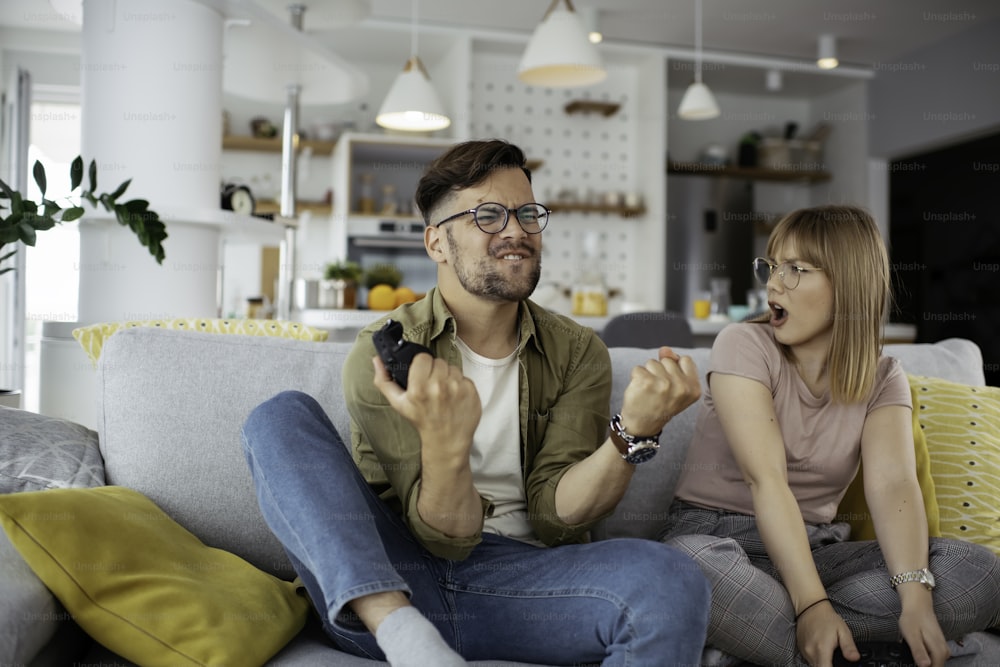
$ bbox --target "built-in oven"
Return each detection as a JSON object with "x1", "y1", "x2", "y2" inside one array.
[{"x1": 346, "y1": 217, "x2": 437, "y2": 299}]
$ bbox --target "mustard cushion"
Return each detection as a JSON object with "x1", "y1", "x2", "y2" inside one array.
[
  {"x1": 73, "y1": 318, "x2": 329, "y2": 365},
  {"x1": 0, "y1": 486, "x2": 309, "y2": 667},
  {"x1": 837, "y1": 379, "x2": 941, "y2": 540},
  {"x1": 909, "y1": 375, "x2": 1000, "y2": 555}
]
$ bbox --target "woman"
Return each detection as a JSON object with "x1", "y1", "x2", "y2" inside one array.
[{"x1": 662, "y1": 205, "x2": 999, "y2": 667}]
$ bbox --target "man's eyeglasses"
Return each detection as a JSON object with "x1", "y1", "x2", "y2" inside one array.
[
  {"x1": 752, "y1": 257, "x2": 824, "y2": 291},
  {"x1": 433, "y1": 202, "x2": 550, "y2": 235}
]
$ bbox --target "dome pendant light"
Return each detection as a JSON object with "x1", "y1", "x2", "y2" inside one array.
[
  {"x1": 677, "y1": 0, "x2": 720, "y2": 120},
  {"x1": 376, "y1": 0, "x2": 451, "y2": 132},
  {"x1": 518, "y1": 0, "x2": 606, "y2": 87}
]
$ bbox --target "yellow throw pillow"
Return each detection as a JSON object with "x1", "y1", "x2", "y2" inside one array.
[
  {"x1": 909, "y1": 375, "x2": 1000, "y2": 555},
  {"x1": 73, "y1": 318, "x2": 330, "y2": 365},
  {"x1": 0, "y1": 486, "x2": 309, "y2": 667},
  {"x1": 837, "y1": 380, "x2": 941, "y2": 541}
]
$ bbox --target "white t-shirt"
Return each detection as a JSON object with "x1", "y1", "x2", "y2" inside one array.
[{"x1": 455, "y1": 337, "x2": 542, "y2": 546}]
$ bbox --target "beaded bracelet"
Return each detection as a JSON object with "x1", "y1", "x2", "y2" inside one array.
[{"x1": 795, "y1": 597, "x2": 830, "y2": 621}]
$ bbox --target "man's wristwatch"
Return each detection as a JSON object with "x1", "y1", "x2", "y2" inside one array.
[
  {"x1": 609, "y1": 413, "x2": 661, "y2": 465},
  {"x1": 890, "y1": 568, "x2": 936, "y2": 591}
]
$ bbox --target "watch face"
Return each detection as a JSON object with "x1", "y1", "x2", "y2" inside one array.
[
  {"x1": 626, "y1": 443, "x2": 658, "y2": 465},
  {"x1": 232, "y1": 188, "x2": 254, "y2": 215}
]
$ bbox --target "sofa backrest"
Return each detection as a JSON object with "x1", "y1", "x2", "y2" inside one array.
[{"x1": 96, "y1": 327, "x2": 984, "y2": 577}]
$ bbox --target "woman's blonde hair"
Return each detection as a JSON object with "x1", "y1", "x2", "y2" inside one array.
[{"x1": 765, "y1": 205, "x2": 891, "y2": 403}]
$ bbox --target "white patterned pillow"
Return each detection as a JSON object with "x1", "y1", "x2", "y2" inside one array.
[
  {"x1": 0, "y1": 406, "x2": 103, "y2": 662},
  {"x1": 0, "y1": 406, "x2": 104, "y2": 493}
]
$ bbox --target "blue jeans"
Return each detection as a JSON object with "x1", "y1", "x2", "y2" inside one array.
[{"x1": 241, "y1": 391, "x2": 711, "y2": 667}]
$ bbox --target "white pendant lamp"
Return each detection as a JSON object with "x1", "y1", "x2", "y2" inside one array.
[
  {"x1": 817, "y1": 34, "x2": 839, "y2": 69},
  {"x1": 376, "y1": 0, "x2": 451, "y2": 132},
  {"x1": 677, "y1": 0, "x2": 720, "y2": 120},
  {"x1": 518, "y1": 0, "x2": 607, "y2": 87}
]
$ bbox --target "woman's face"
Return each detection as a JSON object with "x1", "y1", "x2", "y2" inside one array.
[{"x1": 765, "y1": 240, "x2": 835, "y2": 354}]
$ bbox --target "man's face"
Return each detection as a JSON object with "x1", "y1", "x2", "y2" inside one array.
[{"x1": 429, "y1": 167, "x2": 542, "y2": 303}]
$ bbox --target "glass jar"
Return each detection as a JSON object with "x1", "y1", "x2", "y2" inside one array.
[{"x1": 357, "y1": 173, "x2": 375, "y2": 214}]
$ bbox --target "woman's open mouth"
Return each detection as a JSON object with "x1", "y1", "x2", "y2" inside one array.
[{"x1": 770, "y1": 303, "x2": 788, "y2": 326}]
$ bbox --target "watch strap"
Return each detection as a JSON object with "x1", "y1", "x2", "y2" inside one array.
[{"x1": 890, "y1": 568, "x2": 933, "y2": 589}]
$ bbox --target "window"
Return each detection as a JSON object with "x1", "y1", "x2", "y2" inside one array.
[{"x1": 22, "y1": 100, "x2": 81, "y2": 411}]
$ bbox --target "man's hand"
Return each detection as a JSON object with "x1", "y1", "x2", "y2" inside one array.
[
  {"x1": 618, "y1": 346, "x2": 701, "y2": 436},
  {"x1": 373, "y1": 353, "x2": 482, "y2": 461}
]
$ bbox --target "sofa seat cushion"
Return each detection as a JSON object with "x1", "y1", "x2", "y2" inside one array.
[
  {"x1": 96, "y1": 327, "x2": 352, "y2": 579},
  {"x1": 0, "y1": 486, "x2": 310, "y2": 667}
]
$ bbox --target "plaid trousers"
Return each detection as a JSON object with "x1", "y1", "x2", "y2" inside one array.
[{"x1": 661, "y1": 500, "x2": 1000, "y2": 666}]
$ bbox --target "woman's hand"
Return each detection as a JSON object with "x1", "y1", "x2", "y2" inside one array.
[
  {"x1": 796, "y1": 600, "x2": 859, "y2": 667},
  {"x1": 899, "y1": 602, "x2": 949, "y2": 667}
]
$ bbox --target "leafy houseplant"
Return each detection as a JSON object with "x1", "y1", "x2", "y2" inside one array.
[
  {"x1": 0, "y1": 156, "x2": 167, "y2": 275},
  {"x1": 323, "y1": 260, "x2": 363, "y2": 283},
  {"x1": 320, "y1": 259, "x2": 363, "y2": 310}
]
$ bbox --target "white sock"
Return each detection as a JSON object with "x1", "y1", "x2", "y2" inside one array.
[{"x1": 375, "y1": 606, "x2": 467, "y2": 667}]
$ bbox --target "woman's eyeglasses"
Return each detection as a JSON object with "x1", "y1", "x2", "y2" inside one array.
[{"x1": 752, "y1": 257, "x2": 824, "y2": 290}]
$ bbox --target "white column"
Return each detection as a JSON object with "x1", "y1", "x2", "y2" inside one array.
[
  {"x1": 39, "y1": 0, "x2": 226, "y2": 426},
  {"x1": 77, "y1": 0, "x2": 223, "y2": 322}
]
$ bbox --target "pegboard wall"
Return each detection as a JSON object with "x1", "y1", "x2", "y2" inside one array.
[{"x1": 468, "y1": 52, "x2": 644, "y2": 295}]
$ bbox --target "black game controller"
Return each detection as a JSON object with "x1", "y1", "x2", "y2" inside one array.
[
  {"x1": 833, "y1": 641, "x2": 915, "y2": 667},
  {"x1": 372, "y1": 319, "x2": 433, "y2": 389}
]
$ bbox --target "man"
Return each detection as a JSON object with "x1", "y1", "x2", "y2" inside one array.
[{"x1": 242, "y1": 139, "x2": 710, "y2": 666}]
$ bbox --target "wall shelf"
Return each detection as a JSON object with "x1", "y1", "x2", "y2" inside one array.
[
  {"x1": 667, "y1": 161, "x2": 831, "y2": 183},
  {"x1": 222, "y1": 134, "x2": 337, "y2": 156},
  {"x1": 255, "y1": 200, "x2": 332, "y2": 216},
  {"x1": 548, "y1": 202, "x2": 646, "y2": 218},
  {"x1": 564, "y1": 100, "x2": 620, "y2": 117}
]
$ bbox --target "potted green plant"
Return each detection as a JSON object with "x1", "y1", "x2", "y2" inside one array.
[
  {"x1": 0, "y1": 156, "x2": 167, "y2": 275},
  {"x1": 320, "y1": 259, "x2": 363, "y2": 309}
]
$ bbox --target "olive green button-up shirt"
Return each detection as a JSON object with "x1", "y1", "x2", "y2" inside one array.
[{"x1": 342, "y1": 287, "x2": 613, "y2": 561}]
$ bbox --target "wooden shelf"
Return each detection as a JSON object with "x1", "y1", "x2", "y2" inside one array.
[
  {"x1": 667, "y1": 161, "x2": 831, "y2": 183},
  {"x1": 564, "y1": 100, "x2": 620, "y2": 117},
  {"x1": 255, "y1": 200, "x2": 332, "y2": 216},
  {"x1": 222, "y1": 134, "x2": 337, "y2": 156},
  {"x1": 548, "y1": 202, "x2": 645, "y2": 218}
]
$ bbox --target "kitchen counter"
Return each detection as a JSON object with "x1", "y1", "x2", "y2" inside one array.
[{"x1": 293, "y1": 309, "x2": 917, "y2": 346}]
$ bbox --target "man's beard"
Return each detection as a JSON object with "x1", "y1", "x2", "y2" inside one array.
[{"x1": 445, "y1": 226, "x2": 541, "y2": 302}]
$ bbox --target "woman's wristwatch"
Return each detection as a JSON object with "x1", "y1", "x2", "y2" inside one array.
[
  {"x1": 609, "y1": 413, "x2": 661, "y2": 465},
  {"x1": 889, "y1": 567, "x2": 936, "y2": 590}
]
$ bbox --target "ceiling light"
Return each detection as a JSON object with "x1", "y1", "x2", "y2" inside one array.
[
  {"x1": 376, "y1": 0, "x2": 451, "y2": 132},
  {"x1": 817, "y1": 34, "x2": 839, "y2": 69},
  {"x1": 518, "y1": 0, "x2": 607, "y2": 88},
  {"x1": 677, "y1": 0, "x2": 720, "y2": 120},
  {"x1": 580, "y1": 7, "x2": 603, "y2": 44},
  {"x1": 766, "y1": 69, "x2": 782, "y2": 92}
]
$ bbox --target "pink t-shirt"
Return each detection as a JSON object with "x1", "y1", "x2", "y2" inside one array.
[{"x1": 674, "y1": 323, "x2": 912, "y2": 525}]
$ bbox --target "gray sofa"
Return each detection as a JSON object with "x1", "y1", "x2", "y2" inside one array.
[{"x1": 1, "y1": 326, "x2": 997, "y2": 666}]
